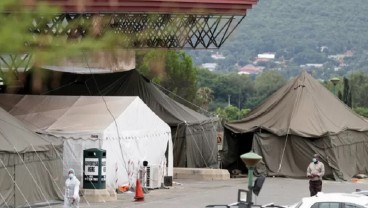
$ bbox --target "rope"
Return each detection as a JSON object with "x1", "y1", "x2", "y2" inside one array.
[
  {"x1": 152, "y1": 81, "x2": 219, "y2": 168},
  {"x1": 163, "y1": 99, "x2": 216, "y2": 168},
  {"x1": 153, "y1": 80, "x2": 219, "y2": 167},
  {"x1": 82, "y1": 51, "x2": 130, "y2": 185},
  {"x1": 1, "y1": 116, "x2": 46, "y2": 207},
  {"x1": 153, "y1": 82, "x2": 215, "y2": 118},
  {"x1": 0, "y1": 192, "x2": 10, "y2": 208},
  {"x1": 276, "y1": 78, "x2": 305, "y2": 174},
  {"x1": 185, "y1": 123, "x2": 210, "y2": 167},
  {"x1": 41, "y1": 81, "x2": 75, "y2": 95}
]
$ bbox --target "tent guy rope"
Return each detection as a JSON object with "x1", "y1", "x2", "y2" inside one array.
[{"x1": 276, "y1": 76, "x2": 305, "y2": 175}]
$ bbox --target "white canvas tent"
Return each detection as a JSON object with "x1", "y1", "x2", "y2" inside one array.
[
  {"x1": 0, "y1": 107, "x2": 63, "y2": 207},
  {"x1": 0, "y1": 94, "x2": 173, "y2": 189}
]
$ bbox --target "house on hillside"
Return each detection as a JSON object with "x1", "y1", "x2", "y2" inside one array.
[
  {"x1": 254, "y1": 53, "x2": 275, "y2": 64},
  {"x1": 257, "y1": 53, "x2": 275, "y2": 59},
  {"x1": 238, "y1": 64, "x2": 263, "y2": 75},
  {"x1": 211, "y1": 52, "x2": 226, "y2": 60},
  {"x1": 328, "y1": 50, "x2": 354, "y2": 68},
  {"x1": 300, "y1": 63, "x2": 324, "y2": 68},
  {"x1": 201, "y1": 63, "x2": 217, "y2": 71}
]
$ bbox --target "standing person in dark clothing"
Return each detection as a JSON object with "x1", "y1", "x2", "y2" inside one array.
[{"x1": 307, "y1": 154, "x2": 325, "y2": 196}]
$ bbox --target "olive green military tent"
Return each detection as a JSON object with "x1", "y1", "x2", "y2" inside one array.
[
  {"x1": 0, "y1": 107, "x2": 63, "y2": 207},
  {"x1": 223, "y1": 71, "x2": 368, "y2": 180}
]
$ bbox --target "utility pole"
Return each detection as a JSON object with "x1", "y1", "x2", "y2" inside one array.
[
  {"x1": 238, "y1": 89, "x2": 241, "y2": 120},
  {"x1": 228, "y1": 95, "x2": 231, "y2": 106}
]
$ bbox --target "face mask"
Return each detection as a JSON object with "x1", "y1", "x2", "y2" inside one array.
[
  {"x1": 312, "y1": 158, "x2": 317, "y2": 163},
  {"x1": 68, "y1": 173, "x2": 74, "y2": 179}
]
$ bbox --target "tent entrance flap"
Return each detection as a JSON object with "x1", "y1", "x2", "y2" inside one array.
[{"x1": 222, "y1": 129, "x2": 253, "y2": 174}]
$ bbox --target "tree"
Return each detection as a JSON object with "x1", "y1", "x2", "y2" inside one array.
[
  {"x1": 292, "y1": 49, "x2": 327, "y2": 65},
  {"x1": 337, "y1": 90, "x2": 343, "y2": 101},
  {"x1": 194, "y1": 87, "x2": 214, "y2": 111},
  {"x1": 354, "y1": 107, "x2": 368, "y2": 118},
  {"x1": 253, "y1": 70, "x2": 286, "y2": 105},
  {"x1": 211, "y1": 73, "x2": 255, "y2": 110},
  {"x1": 342, "y1": 77, "x2": 352, "y2": 108},
  {"x1": 137, "y1": 50, "x2": 198, "y2": 104},
  {"x1": 215, "y1": 105, "x2": 250, "y2": 124},
  {"x1": 196, "y1": 68, "x2": 220, "y2": 88},
  {"x1": 349, "y1": 72, "x2": 368, "y2": 107}
]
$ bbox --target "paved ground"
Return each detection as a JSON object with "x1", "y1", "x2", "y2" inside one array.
[{"x1": 51, "y1": 177, "x2": 368, "y2": 208}]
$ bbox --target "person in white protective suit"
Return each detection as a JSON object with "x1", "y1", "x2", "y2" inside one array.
[{"x1": 64, "y1": 168, "x2": 80, "y2": 208}]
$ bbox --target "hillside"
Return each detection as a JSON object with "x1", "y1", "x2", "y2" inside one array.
[{"x1": 189, "y1": 0, "x2": 368, "y2": 79}]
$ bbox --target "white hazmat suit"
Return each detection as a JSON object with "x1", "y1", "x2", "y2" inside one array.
[{"x1": 64, "y1": 169, "x2": 80, "y2": 208}]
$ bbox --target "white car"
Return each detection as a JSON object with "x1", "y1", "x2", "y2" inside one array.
[
  {"x1": 289, "y1": 193, "x2": 368, "y2": 208},
  {"x1": 353, "y1": 190, "x2": 368, "y2": 197}
]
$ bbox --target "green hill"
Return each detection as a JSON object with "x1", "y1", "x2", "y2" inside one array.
[{"x1": 189, "y1": 0, "x2": 368, "y2": 78}]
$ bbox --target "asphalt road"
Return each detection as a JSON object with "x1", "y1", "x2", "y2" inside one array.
[{"x1": 52, "y1": 177, "x2": 368, "y2": 208}]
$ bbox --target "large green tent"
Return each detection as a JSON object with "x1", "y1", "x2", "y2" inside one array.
[{"x1": 223, "y1": 71, "x2": 368, "y2": 180}]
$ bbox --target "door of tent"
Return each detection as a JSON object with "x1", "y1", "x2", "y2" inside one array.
[{"x1": 222, "y1": 129, "x2": 253, "y2": 175}]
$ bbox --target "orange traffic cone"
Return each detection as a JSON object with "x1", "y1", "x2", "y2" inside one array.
[{"x1": 134, "y1": 179, "x2": 144, "y2": 201}]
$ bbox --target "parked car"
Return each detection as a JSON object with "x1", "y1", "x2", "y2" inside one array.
[
  {"x1": 206, "y1": 203, "x2": 286, "y2": 208},
  {"x1": 289, "y1": 193, "x2": 368, "y2": 208},
  {"x1": 353, "y1": 190, "x2": 368, "y2": 197}
]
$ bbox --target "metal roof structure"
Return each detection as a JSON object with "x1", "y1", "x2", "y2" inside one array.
[
  {"x1": 26, "y1": 0, "x2": 257, "y2": 15},
  {"x1": 25, "y1": 0, "x2": 258, "y2": 49},
  {"x1": 0, "y1": 0, "x2": 259, "y2": 75}
]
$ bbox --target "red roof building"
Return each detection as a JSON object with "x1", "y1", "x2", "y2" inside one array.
[{"x1": 238, "y1": 64, "x2": 262, "y2": 75}]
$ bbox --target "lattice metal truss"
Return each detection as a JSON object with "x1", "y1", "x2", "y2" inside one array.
[
  {"x1": 30, "y1": 13, "x2": 246, "y2": 49},
  {"x1": 0, "y1": 13, "x2": 245, "y2": 77},
  {"x1": 0, "y1": 54, "x2": 32, "y2": 92},
  {"x1": 0, "y1": 13, "x2": 246, "y2": 76}
]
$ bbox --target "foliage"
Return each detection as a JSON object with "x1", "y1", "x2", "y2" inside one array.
[
  {"x1": 188, "y1": 0, "x2": 368, "y2": 76},
  {"x1": 353, "y1": 107, "x2": 368, "y2": 118},
  {"x1": 137, "y1": 50, "x2": 198, "y2": 104},
  {"x1": 215, "y1": 105, "x2": 250, "y2": 123},
  {"x1": 196, "y1": 68, "x2": 291, "y2": 111},
  {"x1": 254, "y1": 70, "x2": 286, "y2": 97},
  {"x1": 349, "y1": 71, "x2": 368, "y2": 108},
  {"x1": 194, "y1": 87, "x2": 214, "y2": 111},
  {"x1": 196, "y1": 69, "x2": 256, "y2": 111},
  {"x1": 337, "y1": 90, "x2": 343, "y2": 100},
  {"x1": 342, "y1": 77, "x2": 352, "y2": 108}
]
